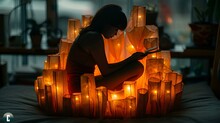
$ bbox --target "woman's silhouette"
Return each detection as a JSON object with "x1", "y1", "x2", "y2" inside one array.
[{"x1": 66, "y1": 4, "x2": 145, "y2": 93}]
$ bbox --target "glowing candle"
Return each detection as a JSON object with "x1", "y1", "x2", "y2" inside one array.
[
  {"x1": 143, "y1": 38, "x2": 159, "y2": 51},
  {"x1": 53, "y1": 70, "x2": 66, "y2": 113},
  {"x1": 108, "y1": 89, "x2": 125, "y2": 118},
  {"x1": 123, "y1": 81, "x2": 136, "y2": 98},
  {"x1": 67, "y1": 19, "x2": 81, "y2": 42},
  {"x1": 63, "y1": 94, "x2": 72, "y2": 115},
  {"x1": 44, "y1": 60, "x2": 48, "y2": 69},
  {"x1": 161, "y1": 81, "x2": 171, "y2": 115},
  {"x1": 71, "y1": 93, "x2": 81, "y2": 116},
  {"x1": 34, "y1": 80, "x2": 39, "y2": 94},
  {"x1": 82, "y1": 15, "x2": 93, "y2": 28},
  {"x1": 45, "y1": 84, "x2": 53, "y2": 113},
  {"x1": 147, "y1": 77, "x2": 161, "y2": 115},
  {"x1": 38, "y1": 89, "x2": 45, "y2": 109},
  {"x1": 96, "y1": 86, "x2": 108, "y2": 118},
  {"x1": 125, "y1": 96, "x2": 136, "y2": 118},
  {"x1": 42, "y1": 70, "x2": 53, "y2": 86},
  {"x1": 131, "y1": 6, "x2": 146, "y2": 27},
  {"x1": 136, "y1": 88, "x2": 148, "y2": 117},
  {"x1": 81, "y1": 74, "x2": 97, "y2": 117},
  {"x1": 47, "y1": 54, "x2": 60, "y2": 69}
]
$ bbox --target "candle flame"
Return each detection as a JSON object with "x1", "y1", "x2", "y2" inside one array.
[
  {"x1": 153, "y1": 90, "x2": 157, "y2": 94},
  {"x1": 112, "y1": 94, "x2": 117, "y2": 100},
  {"x1": 75, "y1": 97, "x2": 79, "y2": 101},
  {"x1": 138, "y1": 15, "x2": 142, "y2": 18},
  {"x1": 117, "y1": 43, "x2": 120, "y2": 47},
  {"x1": 166, "y1": 90, "x2": 170, "y2": 94},
  {"x1": 127, "y1": 86, "x2": 131, "y2": 91},
  {"x1": 86, "y1": 95, "x2": 89, "y2": 99},
  {"x1": 129, "y1": 105, "x2": 132, "y2": 109}
]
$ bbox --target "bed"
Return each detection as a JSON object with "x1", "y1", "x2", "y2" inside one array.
[{"x1": 0, "y1": 81, "x2": 220, "y2": 123}]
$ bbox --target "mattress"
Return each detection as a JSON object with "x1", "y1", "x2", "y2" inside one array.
[{"x1": 0, "y1": 81, "x2": 220, "y2": 123}]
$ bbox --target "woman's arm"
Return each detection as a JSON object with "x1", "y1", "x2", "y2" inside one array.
[{"x1": 87, "y1": 32, "x2": 145, "y2": 76}]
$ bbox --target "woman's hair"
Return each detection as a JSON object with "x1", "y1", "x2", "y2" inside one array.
[{"x1": 80, "y1": 4, "x2": 127, "y2": 35}]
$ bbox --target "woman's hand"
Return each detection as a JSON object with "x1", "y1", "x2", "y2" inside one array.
[{"x1": 131, "y1": 52, "x2": 145, "y2": 61}]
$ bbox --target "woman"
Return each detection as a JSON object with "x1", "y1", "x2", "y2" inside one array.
[{"x1": 66, "y1": 4, "x2": 145, "y2": 93}]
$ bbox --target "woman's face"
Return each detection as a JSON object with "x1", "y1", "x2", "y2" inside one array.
[{"x1": 102, "y1": 25, "x2": 119, "y2": 39}]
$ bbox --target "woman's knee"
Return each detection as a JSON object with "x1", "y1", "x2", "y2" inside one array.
[{"x1": 130, "y1": 61, "x2": 144, "y2": 74}]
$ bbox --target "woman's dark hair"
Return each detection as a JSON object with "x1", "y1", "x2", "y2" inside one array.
[{"x1": 80, "y1": 4, "x2": 127, "y2": 35}]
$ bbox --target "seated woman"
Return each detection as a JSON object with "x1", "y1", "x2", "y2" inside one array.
[{"x1": 66, "y1": 4, "x2": 145, "y2": 93}]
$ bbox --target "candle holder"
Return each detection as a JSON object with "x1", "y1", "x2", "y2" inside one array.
[
  {"x1": 71, "y1": 93, "x2": 81, "y2": 116},
  {"x1": 123, "y1": 81, "x2": 136, "y2": 98},
  {"x1": 125, "y1": 96, "x2": 136, "y2": 118},
  {"x1": 96, "y1": 86, "x2": 108, "y2": 118},
  {"x1": 136, "y1": 88, "x2": 148, "y2": 117},
  {"x1": 67, "y1": 19, "x2": 81, "y2": 42},
  {"x1": 82, "y1": 15, "x2": 93, "y2": 28}
]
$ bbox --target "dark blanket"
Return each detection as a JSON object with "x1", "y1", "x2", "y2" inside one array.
[{"x1": 0, "y1": 82, "x2": 220, "y2": 123}]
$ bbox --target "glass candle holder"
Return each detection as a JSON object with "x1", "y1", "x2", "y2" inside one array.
[
  {"x1": 136, "y1": 88, "x2": 148, "y2": 117},
  {"x1": 71, "y1": 92, "x2": 81, "y2": 116},
  {"x1": 125, "y1": 96, "x2": 136, "y2": 118},
  {"x1": 123, "y1": 81, "x2": 136, "y2": 98},
  {"x1": 67, "y1": 19, "x2": 81, "y2": 42},
  {"x1": 96, "y1": 86, "x2": 108, "y2": 118}
]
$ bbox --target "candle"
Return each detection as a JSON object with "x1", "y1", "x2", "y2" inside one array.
[
  {"x1": 63, "y1": 94, "x2": 72, "y2": 115},
  {"x1": 82, "y1": 15, "x2": 93, "y2": 28},
  {"x1": 47, "y1": 54, "x2": 60, "y2": 69},
  {"x1": 143, "y1": 38, "x2": 159, "y2": 51},
  {"x1": 34, "y1": 80, "x2": 39, "y2": 94},
  {"x1": 53, "y1": 70, "x2": 66, "y2": 113},
  {"x1": 161, "y1": 81, "x2": 171, "y2": 115},
  {"x1": 136, "y1": 88, "x2": 148, "y2": 117},
  {"x1": 38, "y1": 89, "x2": 45, "y2": 109},
  {"x1": 44, "y1": 60, "x2": 48, "y2": 70},
  {"x1": 71, "y1": 93, "x2": 81, "y2": 116},
  {"x1": 125, "y1": 96, "x2": 136, "y2": 118},
  {"x1": 123, "y1": 81, "x2": 136, "y2": 98},
  {"x1": 147, "y1": 77, "x2": 161, "y2": 115},
  {"x1": 174, "y1": 82, "x2": 183, "y2": 109},
  {"x1": 67, "y1": 19, "x2": 81, "y2": 42},
  {"x1": 131, "y1": 6, "x2": 146, "y2": 27},
  {"x1": 108, "y1": 89, "x2": 125, "y2": 118},
  {"x1": 96, "y1": 86, "x2": 108, "y2": 118},
  {"x1": 59, "y1": 38, "x2": 72, "y2": 55},
  {"x1": 42, "y1": 70, "x2": 53, "y2": 86},
  {"x1": 45, "y1": 85, "x2": 53, "y2": 113},
  {"x1": 81, "y1": 74, "x2": 97, "y2": 117}
]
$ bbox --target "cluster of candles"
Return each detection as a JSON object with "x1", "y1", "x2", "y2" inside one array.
[{"x1": 34, "y1": 5, "x2": 183, "y2": 118}]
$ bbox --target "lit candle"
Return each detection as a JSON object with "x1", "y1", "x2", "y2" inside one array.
[
  {"x1": 47, "y1": 54, "x2": 60, "y2": 69},
  {"x1": 108, "y1": 89, "x2": 125, "y2": 118},
  {"x1": 136, "y1": 88, "x2": 148, "y2": 117},
  {"x1": 34, "y1": 80, "x2": 39, "y2": 94},
  {"x1": 143, "y1": 38, "x2": 159, "y2": 51},
  {"x1": 96, "y1": 86, "x2": 108, "y2": 118},
  {"x1": 123, "y1": 81, "x2": 136, "y2": 98},
  {"x1": 71, "y1": 93, "x2": 81, "y2": 116},
  {"x1": 67, "y1": 19, "x2": 81, "y2": 42},
  {"x1": 147, "y1": 77, "x2": 161, "y2": 115},
  {"x1": 63, "y1": 94, "x2": 72, "y2": 115},
  {"x1": 82, "y1": 15, "x2": 93, "y2": 28},
  {"x1": 53, "y1": 70, "x2": 66, "y2": 113},
  {"x1": 131, "y1": 6, "x2": 146, "y2": 27},
  {"x1": 81, "y1": 74, "x2": 97, "y2": 117},
  {"x1": 125, "y1": 96, "x2": 136, "y2": 118},
  {"x1": 45, "y1": 84, "x2": 53, "y2": 113},
  {"x1": 42, "y1": 70, "x2": 53, "y2": 86},
  {"x1": 59, "y1": 38, "x2": 72, "y2": 55},
  {"x1": 161, "y1": 81, "x2": 171, "y2": 115},
  {"x1": 44, "y1": 60, "x2": 48, "y2": 70}
]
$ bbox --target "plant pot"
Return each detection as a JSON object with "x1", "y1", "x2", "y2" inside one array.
[
  {"x1": 30, "y1": 34, "x2": 42, "y2": 49},
  {"x1": 189, "y1": 23, "x2": 218, "y2": 47}
]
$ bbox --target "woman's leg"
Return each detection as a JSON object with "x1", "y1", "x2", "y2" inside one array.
[{"x1": 95, "y1": 61, "x2": 144, "y2": 90}]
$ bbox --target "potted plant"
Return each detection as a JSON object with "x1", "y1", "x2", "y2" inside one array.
[
  {"x1": 26, "y1": 19, "x2": 46, "y2": 48},
  {"x1": 189, "y1": 0, "x2": 219, "y2": 48}
]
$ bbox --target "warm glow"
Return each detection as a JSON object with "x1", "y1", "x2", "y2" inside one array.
[
  {"x1": 86, "y1": 95, "x2": 89, "y2": 99},
  {"x1": 166, "y1": 90, "x2": 170, "y2": 94},
  {"x1": 127, "y1": 86, "x2": 131, "y2": 91},
  {"x1": 98, "y1": 92, "x2": 101, "y2": 96},
  {"x1": 153, "y1": 90, "x2": 157, "y2": 94},
  {"x1": 129, "y1": 105, "x2": 132, "y2": 109},
  {"x1": 138, "y1": 15, "x2": 142, "y2": 18},
  {"x1": 75, "y1": 97, "x2": 79, "y2": 101},
  {"x1": 112, "y1": 94, "x2": 117, "y2": 100},
  {"x1": 117, "y1": 43, "x2": 120, "y2": 47}
]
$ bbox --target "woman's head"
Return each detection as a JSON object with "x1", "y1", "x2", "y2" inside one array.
[{"x1": 81, "y1": 4, "x2": 127, "y2": 38}]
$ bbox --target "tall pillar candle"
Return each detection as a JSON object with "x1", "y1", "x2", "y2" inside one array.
[
  {"x1": 136, "y1": 88, "x2": 148, "y2": 117},
  {"x1": 96, "y1": 86, "x2": 108, "y2": 118}
]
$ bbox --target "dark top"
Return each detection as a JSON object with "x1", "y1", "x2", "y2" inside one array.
[{"x1": 66, "y1": 35, "x2": 96, "y2": 93}]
